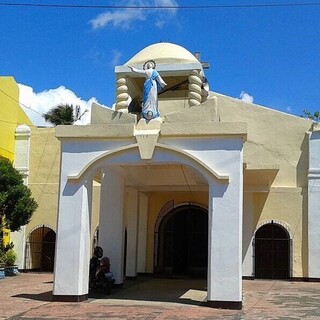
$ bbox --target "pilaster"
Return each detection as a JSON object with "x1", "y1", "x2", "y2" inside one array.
[
  {"x1": 11, "y1": 124, "x2": 31, "y2": 269},
  {"x1": 308, "y1": 126, "x2": 320, "y2": 278},
  {"x1": 137, "y1": 192, "x2": 148, "y2": 273},
  {"x1": 125, "y1": 187, "x2": 139, "y2": 277},
  {"x1": 14, "y1": 124, "x2": 30, "y2": 183},
  {"x1": 242, "y1": 191, "x2": 254, "y2": 277}
]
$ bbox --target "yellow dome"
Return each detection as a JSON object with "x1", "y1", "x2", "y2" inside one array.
[{"x1": 125, "y1": 42, "x2": 199, "y2": 66}]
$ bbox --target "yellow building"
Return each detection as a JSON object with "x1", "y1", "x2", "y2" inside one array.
[
  {"x1": 0, "y1": 76, "x2": 32, "y2": 161},
  {"x1": 23, "y1": 127, "x2": 101, "y2": 271},
  {"x1": 0, "y1": 76, "x2": 32, "y2": 247}
]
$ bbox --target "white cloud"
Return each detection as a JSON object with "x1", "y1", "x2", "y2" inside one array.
[
  {"x1": 111, "y1": 50, "x2": 123, "y2": 66},
  {"x1": 90, "y1": 8, "x2": 146, "y2": 30},
  {"x1": 155, "y1": 0, "x2": 178, "y2": 15},
  {"x1": 89, "y1": 0, "x2": 178, "y2": 30},
  {"x1": 18, "y1": 84, "x2": 101, "y2": 126},
  {"x1": 239, "y1": 91, "x2": 254, "y2": 103}
]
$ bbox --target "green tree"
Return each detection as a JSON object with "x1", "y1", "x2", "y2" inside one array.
[
  {"x1": 301, "y1": 109, "x2": 320, "y2": 121},
  {"x1": 43, "y1": 104, "x2": 76, "y2": 126},
  {"x1": 43, "y1": 104, "x2": 88, "y2": 126},
  {"x1": 0, "y1": 157, "x2": 38, "y2": 234}
]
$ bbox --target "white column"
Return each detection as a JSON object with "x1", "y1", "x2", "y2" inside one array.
[
  {"x1": 12, "y1": 124, "x2": 31, "y2": 269},
  {"x1": 137, "y1": 192, "x2": 148, "y2": 273},
  {"x1": 242, "y1": 191, "x2": 254, "y2": 277},
  {"x1": 99, "y1": 168, "x2": 125, "y2": 284},
  {"x1": 308, "y1": 128, "x2": 320, "y2": 278},
  {"x1": 207, "y1": 178, "x2": 242, "y2": 309},
  {"x1": 53, "y1": 178, "x2": 92, "y2": 300},
  {"x1": 125, "y1": 188, "x2": 139, "y2": 277}
]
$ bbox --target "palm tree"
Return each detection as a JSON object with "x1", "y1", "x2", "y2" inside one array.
[
  {"x1": 43, "y1": 104, "x2": 77, "y2": 126},
  {"x1": 301, "y1": 109, "x2": 320, "y2": 121}
]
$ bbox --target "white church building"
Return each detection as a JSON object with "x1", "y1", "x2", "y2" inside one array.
[{"x1": 12, "y1": 43, "x2": 320, "y2": 310}]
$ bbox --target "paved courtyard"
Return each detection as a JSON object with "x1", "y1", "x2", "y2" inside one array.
[{"x1": 1, "y1": 272, "x2": 320, "y2": 319}]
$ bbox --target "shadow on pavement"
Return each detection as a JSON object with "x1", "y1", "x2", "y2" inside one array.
[
  {"x1": 12, "y1": 276, "x2": 207, "y2": 306},
  {"x1": 13, "y1": 290, "x2": 53, "y2": 302},
  {"x1": 89, "y1": 276, "x2": 208, "y2": 306}
]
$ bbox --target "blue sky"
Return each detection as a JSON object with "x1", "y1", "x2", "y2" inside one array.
[{"x1": 0, "y1": 0, "x2": 320, "y2": 125}]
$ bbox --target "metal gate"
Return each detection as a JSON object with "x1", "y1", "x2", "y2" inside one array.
[
  {"x1": 254, "y1": 221, "x2": 290, "y2": 279},
  {"x1": 156, "y1": 205, "x2": 208, "y2": 278},
  {"x1": 25, "y1": 225, "x2": 56, "y2": 272}
]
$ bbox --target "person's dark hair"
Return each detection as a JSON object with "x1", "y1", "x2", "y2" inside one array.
[{"x1": 93, "y1": 246, "x2": 103, "y2": 258}]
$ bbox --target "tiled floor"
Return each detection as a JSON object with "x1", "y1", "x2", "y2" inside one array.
[{"x1": 2, "y1": 273, "x2": 320, "y2": 319}]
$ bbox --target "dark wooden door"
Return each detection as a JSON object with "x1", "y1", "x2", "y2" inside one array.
[{"x1": 255, "y1": 222, "x2": 290, "y2": 279}]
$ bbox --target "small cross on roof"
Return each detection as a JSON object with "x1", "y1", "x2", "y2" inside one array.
[{"x1": 194, "y1": 52, "x2": 210, "y2": 69}]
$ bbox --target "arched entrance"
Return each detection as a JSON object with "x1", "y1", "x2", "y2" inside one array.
[
  {"x1": 254, "y1": 222, "x2": 290, "y2": 279},
  {"x1": 53, "y1": 132, "x2": 244, "y2": 306},
  {"x1": 156, "y1": 204, "x2": 208, "y2": 278},
  {"x1": 25, "y1": 226, "x2": 56, "y2": 272}
]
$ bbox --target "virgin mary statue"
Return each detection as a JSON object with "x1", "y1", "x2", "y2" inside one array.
[{"x1": 129, "y1": 60, "x2": 167, "y2": 120}]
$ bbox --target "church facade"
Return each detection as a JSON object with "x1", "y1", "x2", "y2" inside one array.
[{"x1": 12, "y1": 43, "x2": 320, "y2": 309}]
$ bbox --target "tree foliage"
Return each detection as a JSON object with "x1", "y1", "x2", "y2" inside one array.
[
  {"x1": 43, "y1": 104, "x2": 76, "y2": 126},
  {"x1": 0, "y1": 157, "x2": 38, "y2": 233},
  {"x1": 301, "y1": 109, "x2": 320, "y2": 121},
  {"x1": 43, "y1": 104, "x2": 87, "y2": 126}
]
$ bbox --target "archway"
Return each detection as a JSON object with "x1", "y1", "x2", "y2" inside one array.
[
  {"x1": 254, "y1": 221, "x2": 290, "y2": 279},
  {"x1": 26, "y1": 226, "x2": 56, "y2": 272},
  {"x1": 54, "y1": 134, "x2": 244, "y2": 306},
  {"x1": 156, "y1": 204, "x2": 208, "y2": 278}
]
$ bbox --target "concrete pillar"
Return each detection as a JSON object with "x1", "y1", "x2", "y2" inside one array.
[
  {"x1": 137, "y1": 192, "x2": 148, "y2": 273},
  {"x1": 53, "y1": 178, "x2": 92, "y2": 301},
  {"x1": 125, "y1": 188, "x2": 139, "y2": 277},
  {"x1": 99, "y1": 168, "x2": 125, "y2": 285},
  {"x1": 12, "y1": 124, "x2": 31, "y2": 269},
  {"x1": 242, "y1": 191, "x2": 254, "y2": 277},
  {"x1": 207, "y1": 178, "x2": 242, "y2": 309},
  {"x1": 14, "y1": 124, "x2": 31, "y2": 183},
  {"x1": 308, "y1": 126, "x2": 320, "y2": 278}
]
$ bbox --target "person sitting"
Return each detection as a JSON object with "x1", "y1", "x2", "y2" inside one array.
[
  {"x1": 95, "y1": 256, "x2": 115, "y2": 294},
  {"x1": 89, "y1": 246, "x2": 103, "y2": 286}
]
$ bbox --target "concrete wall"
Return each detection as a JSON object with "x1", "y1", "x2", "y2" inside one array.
[
  {"x1": 217, "y1": 93, "x2": 311, "y2": 187},
  {"x1": 0, "y1": 77, "x2": 32, "y2": 265},
  {"x1": 216, "y1": 93, "x2": 311, "y2": 278},
  {"x1": 0, "y1": 76, "x2": 32, "y2": 160},
  {"x1": 27, "y1": 127, "x2": 101, "y2": 249},
  {"x1": 27, "y1": 128, "x2": 60, "y2": 233}
]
